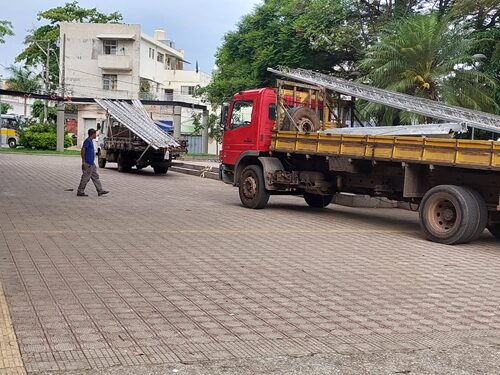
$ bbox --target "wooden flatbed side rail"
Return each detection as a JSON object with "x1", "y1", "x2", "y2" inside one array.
[{"x1": 271, "y1": 131, "x2": 500, "y2": 171}]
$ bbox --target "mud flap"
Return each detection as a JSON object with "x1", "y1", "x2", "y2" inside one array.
[{"x1": 258, "y1": 157, "x2": 285, "y2": 190}]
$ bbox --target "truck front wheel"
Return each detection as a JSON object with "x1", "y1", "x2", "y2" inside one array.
[
  {"x1": 488, "y1": 224, "x2": 500, "y2": 240},
  {"x1": 98, "y1": 155, "x2": 106, "y2": 168},
  {"x1": 419, "y1": 185, "x2": 481, "y2": 245},
  {"x1": 239, "y1": 165, "x2": 269, "y2": 209},
  {"x1": 304, "y1": 192, "x2": 333, "y2": 208}
]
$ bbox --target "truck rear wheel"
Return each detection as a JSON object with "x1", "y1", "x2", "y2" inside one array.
[
  {"x1": 153, "y1": 166, "x2": 168, "y2": 175},
  {"x1": 304, "y1": 192, "x2": 333, "y2": 208},
  {"x1": 465, "y1": 189, "x2": 488, "y2": 242},
  {"x1": 239, "y1": 165, "x2": 269, "y2": 209},
  {"x1": 488, "y1": 224, "x2": 500, "y2": 240},
  {"x1": 117, "y1": 153, "x2": 131, "y2": 173},
  {"x1": 419, "y1": 185, "x2": 480, "y2": 245}
]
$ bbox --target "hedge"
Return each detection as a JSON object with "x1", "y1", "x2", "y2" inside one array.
[{"x1": 19, "y1": 124, "x2": 73, "y2": 150}]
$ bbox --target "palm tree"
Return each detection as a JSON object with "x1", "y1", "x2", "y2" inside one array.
[
  {"x1": 358, "y1": 13, "x2": 499, "y2": 125},
  {"x1": 5, "y1": 65, "x2": 42, "y2": 117},
  {"x1": 5, "y1": 65, "x2": 41, "y2": 93}
]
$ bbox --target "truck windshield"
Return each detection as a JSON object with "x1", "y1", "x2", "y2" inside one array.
[{"x1": 231, "y1": 100, "x2": 254, "y2": 129}]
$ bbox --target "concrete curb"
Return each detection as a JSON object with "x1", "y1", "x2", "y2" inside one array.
[{"x1": 170, "y1": 161, "x2": 219, "y2": 180}]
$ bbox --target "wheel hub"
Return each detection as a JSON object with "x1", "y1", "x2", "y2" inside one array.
[
  {"x1": 442, "y1": 208, "x2": 455, "y2": 222},
  {"x1": 243, "y1": 176, "x2": 257, "y2": 199},
  {"x1": 297, "y1": 118, "x2": 314, "y2": 132},
  {"x1": 432, "y1": 199, "x2": 457, "y2": 231}
]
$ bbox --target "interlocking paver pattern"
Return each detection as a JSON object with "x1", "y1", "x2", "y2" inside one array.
[
  {"x1": 0, "y1": 153, "x2": 499, "y2": 373},
  {"x1": 0, "y1": 282, "x2": 26, "y2": 375}
]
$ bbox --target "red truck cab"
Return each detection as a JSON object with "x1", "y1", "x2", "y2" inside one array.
[{"x1": 220, "y1": 88, "x2": 276, "y2": 173}]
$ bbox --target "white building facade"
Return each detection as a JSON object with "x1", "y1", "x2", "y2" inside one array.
[{"x1": 60, "y1": 23, "x2": 210, "y2": 145}]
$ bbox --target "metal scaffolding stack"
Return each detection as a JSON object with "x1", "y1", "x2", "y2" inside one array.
[
  {"x1": 323, "y1": 123, "x2": 467, "y2": 137},
  {"x1": 268, "y1": 67, "x2": 500, "y2": 134},
  {"x1": 95, "y1": 99, "x2": 179, "y2": 150}
]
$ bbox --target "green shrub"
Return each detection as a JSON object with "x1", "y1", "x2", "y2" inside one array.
[{"x1": 19, "y1": 123, "x2": 73, "y2": 150}]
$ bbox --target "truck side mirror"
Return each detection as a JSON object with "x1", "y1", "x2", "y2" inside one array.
[{"x1": 220, "y1": 104, "x2": 229, "y2": 128}]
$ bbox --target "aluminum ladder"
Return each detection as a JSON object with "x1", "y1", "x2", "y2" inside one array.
[{"x1": 268, "y1": 67, "x2": 500, "y2": 134}]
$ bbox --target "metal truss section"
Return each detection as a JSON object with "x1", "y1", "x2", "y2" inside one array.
[
  {"x1": 323, "y1": 123, "x2": 467, "y2": 137},
  {"x1": 268, "y1": 67, "x2": 500, "y2": 134},
  {"x1": 95, "y1": 99, "x2": 179, "y2": 150}
]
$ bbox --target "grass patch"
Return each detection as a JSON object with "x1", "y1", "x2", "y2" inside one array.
[{"x1": 0, "y1": 147, "x2": 80, "y2": 156}]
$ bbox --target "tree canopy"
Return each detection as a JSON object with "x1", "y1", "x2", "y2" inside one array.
[
  {"x1": 0, "y1": 20, "x2": 13, "y2": 44},
  {"x1": 5, "y1": 65, "x2": 41, "y2": 93},
  {"x1": 205, "y1": 0, "x2": 500, "y2": 120},
  {"x1": 15, "y1": 1, "x2": 122, "y2": 93},
  {"x1": 359, "y1": 13, "x2": 499, "y2": 124}
]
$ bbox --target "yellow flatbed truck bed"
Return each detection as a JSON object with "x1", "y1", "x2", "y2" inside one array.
[{"x1": 272, "y1": 131, "x2": 500, "y2": 171}]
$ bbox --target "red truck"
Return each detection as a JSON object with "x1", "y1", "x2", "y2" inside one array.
[{"x1": 219, "y1": 68, "x2": 500, "y2": 245}]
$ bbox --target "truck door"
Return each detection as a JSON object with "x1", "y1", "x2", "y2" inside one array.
[{"x1": 222, "y1": 98, "x2": 258, "y2": 166}]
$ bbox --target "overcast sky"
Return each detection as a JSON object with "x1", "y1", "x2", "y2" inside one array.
[{"x1": 0, "y1": 0, "x2": 261, "y2": 77}]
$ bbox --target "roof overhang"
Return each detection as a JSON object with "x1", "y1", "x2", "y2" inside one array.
[{"x1": 96, "y1": 34, "x2": 136, "y2": 40}]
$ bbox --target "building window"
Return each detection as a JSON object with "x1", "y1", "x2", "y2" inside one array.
[
  {"x1": 157, "y1": 52, "x2": 164, "y2": 63},
  {"x1": 164, "y1": 89, "x2": 174, "y2": 101},
  {"x1": 165, "y1": 57, "x2": 171, "y2": 70},
  {"x1": 103, "y1": 40, "x2": 117, "y2": 55},
  {"x1": 102, "y1": 74, "x2": 117, "y2": 90},
  {"x1": 149, "y1": 47, "x2": 155, "y2": 59},
  {"x1": 181, "y1": 86, "x2": 195, "y2": 96}
]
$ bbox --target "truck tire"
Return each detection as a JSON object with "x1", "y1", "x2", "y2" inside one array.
[
  {"x1": 464, "y1": 188, "x2": 488, "y2": 242},
  {"x1": 283, "y1": 107, "x2": 320, "y2": 132},
  {"x1": 153, "y1": 166, "x2": 168, "y2": 175},
  {"x1": 239, "y1": 165, "x2": 270, "y2": 209},
  {"x1": 304, "y1": 192, "x2": 333, "y2": 208},
  {"x1": 117, "y1": 153, "x2": 131, "y2": 173},
  {"x1": 419, "y1": 185, "x2": 480, "y2": 245},
  {"x1": 488, "y1": 224, "x2": 500, "y2": 240},
  {"x1": 8, "y1": 138, "x2": 17, "y2": 149},
  {"x1": 98, "y1": 156, "x2": 106, "y2": 169}
]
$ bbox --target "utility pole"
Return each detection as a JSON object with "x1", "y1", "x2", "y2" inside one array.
[
  {"x1": 44, "y1": 42, "x2": 50, "y2": 122},
  {"x1": 60, "y1": 34, "x2": 66, "y2": 97},
  {"x1": 173, "y1": 106, "x2": 182, "y2": 139},
  {"x1": 57, "y1": 34, "x2": 66, "y2": 152},
  {"x1": 201, "y1": 109, "x2": 209, "y2": 154},
  {"x1": 30, "y1": 39, "x2": 55, "y2": 123}
]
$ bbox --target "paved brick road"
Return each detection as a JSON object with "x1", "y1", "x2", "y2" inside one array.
[{"x1": 0, "y1": 153, "x2": 499, "y2": 373}]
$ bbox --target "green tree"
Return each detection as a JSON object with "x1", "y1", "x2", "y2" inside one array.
[
  {"x1": 358, "y1": 13, "x2": 499, "y2": 125},
  {"x1": 205, "y1": 0, "x2": 340, "y2": 104},
  {"x1": 16, "y1": 2, "x2": 122, "y2": 92},
  {"x1": 204, "y1": 0, "x2": 428, "y2": 105},
  {"x1": 191, "y1": 113, "x2": 203, "y2": 135},
  {"x1": 5, "y1": 65, "x2": 41, "y2": 93},
  {"x1": 0, "y1": 20, "x2": 13, "y2": 43},
  {"x1": 32, "y1": 100, "x2": 57, "y2": 123},
  {"x1": 1, "y1": 103, "x2": 13, "y2": 114}
]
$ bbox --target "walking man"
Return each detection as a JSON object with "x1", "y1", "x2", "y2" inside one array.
[{"x1": 77, "y1": 128, "x2": 109, "y2": 197}]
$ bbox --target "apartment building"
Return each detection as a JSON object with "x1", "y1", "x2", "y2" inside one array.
[{"x1": 60, "y1": 22, "x2": 210, "y2": 144}]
